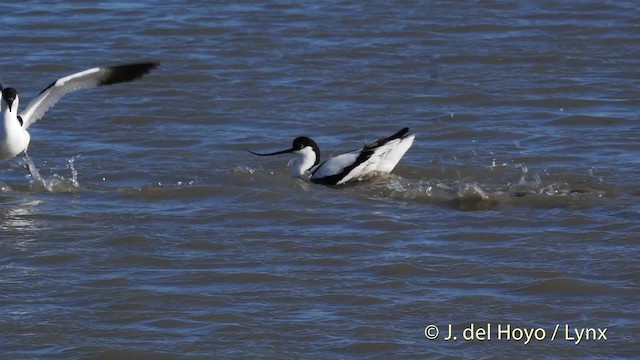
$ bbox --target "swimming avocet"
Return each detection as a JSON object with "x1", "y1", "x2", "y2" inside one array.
[{"x1": 248, "y1": 127, "x2": 415, "y2": 185}]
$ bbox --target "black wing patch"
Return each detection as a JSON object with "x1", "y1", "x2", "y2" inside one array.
[
  {"x1": 37, "y1": 62, "x2": 159, "y2": 95},
  {"x1": 38, "y1": 81, "x2": 57, "y2": 95},
  {"x1": 365, "y1": 127, "x2": 410, "y2": 149},
  {"x1": 311, "y1": 147, "x2": 375, "y2": 186},
  {"x1": 98, "y1": 63, "x2": 159, "y2": 86}
]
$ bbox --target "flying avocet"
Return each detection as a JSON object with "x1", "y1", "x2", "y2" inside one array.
[{"x1": 0, "y1": 62, "x2": 159, "y2": 162}]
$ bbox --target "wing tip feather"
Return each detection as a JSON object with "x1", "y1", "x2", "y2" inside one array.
[
  {"x1": 366, "y1": 127, "x2": 412, "y2": 149},
  {"x1": 98, "y1": 62, "x2": 160, "y2": 86}
]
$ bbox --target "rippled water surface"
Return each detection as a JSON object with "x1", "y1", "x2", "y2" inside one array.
[{"x1": 1, "y1": 1, "x2": 639, "y2": 358}]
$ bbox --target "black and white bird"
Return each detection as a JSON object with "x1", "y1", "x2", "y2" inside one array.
[
  {"x1": 248, "y1": 127, "x2": 415, "y2": 185},
  {"x1": 0, "y1": 62, "x2": 158, "y2": 161}
]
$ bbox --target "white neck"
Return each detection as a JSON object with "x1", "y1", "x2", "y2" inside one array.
[
  {"x1": 3, "y1": 96, "x2": 21, "y2": 131},
  {"x1": 1, "y1": 95, "x2": 31, "y2": 161},
  {"x1": 288, "y1": 146, "x2": 318, "y2": 177}
]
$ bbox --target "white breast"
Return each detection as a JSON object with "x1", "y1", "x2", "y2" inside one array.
[{"x1": 289, "y1": 146, "x2": 318, "y2": 177}]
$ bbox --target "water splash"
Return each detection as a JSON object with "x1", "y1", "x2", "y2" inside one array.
[
  {"x1": 24, "y1": 153, "x2": 47, "y2": 190},
  {"x1": 232, "y1": 165, "x2": 257, "y2": 175},
  {"x1": 68, "y1": 156, "x2": 80, "y2": 188},
  {"x1": 358, "y1": 164, "x2": 612, "y2": 210},
  {"x1": 25, "y1": 154, "x2": 81, "y2": 192},
  {"x1": 515, "y1": 163, "x2": 528, "y2": 186}
]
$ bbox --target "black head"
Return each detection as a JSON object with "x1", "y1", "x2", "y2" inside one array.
[
  {"x1": 2, "y1": 87, "x2": 17, "y2": 102},
  {"x1": 292, "y1": 137, "x2": 318, "y2": 151},
  {"x1": 2, "y1": 87, "x2": 18, "y2": 111},
  {"x1": 247, "y1": 136, "x2": 320, "y2": 166}
]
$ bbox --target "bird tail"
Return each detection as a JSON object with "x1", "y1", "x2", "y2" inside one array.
[{"x1": 366, "y1": 127, "x2": 411, "y2": 149}]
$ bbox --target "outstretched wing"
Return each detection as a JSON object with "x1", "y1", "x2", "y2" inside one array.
[{"x1": 19, "y1": 62, "x2": 158, "y2": 129}]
